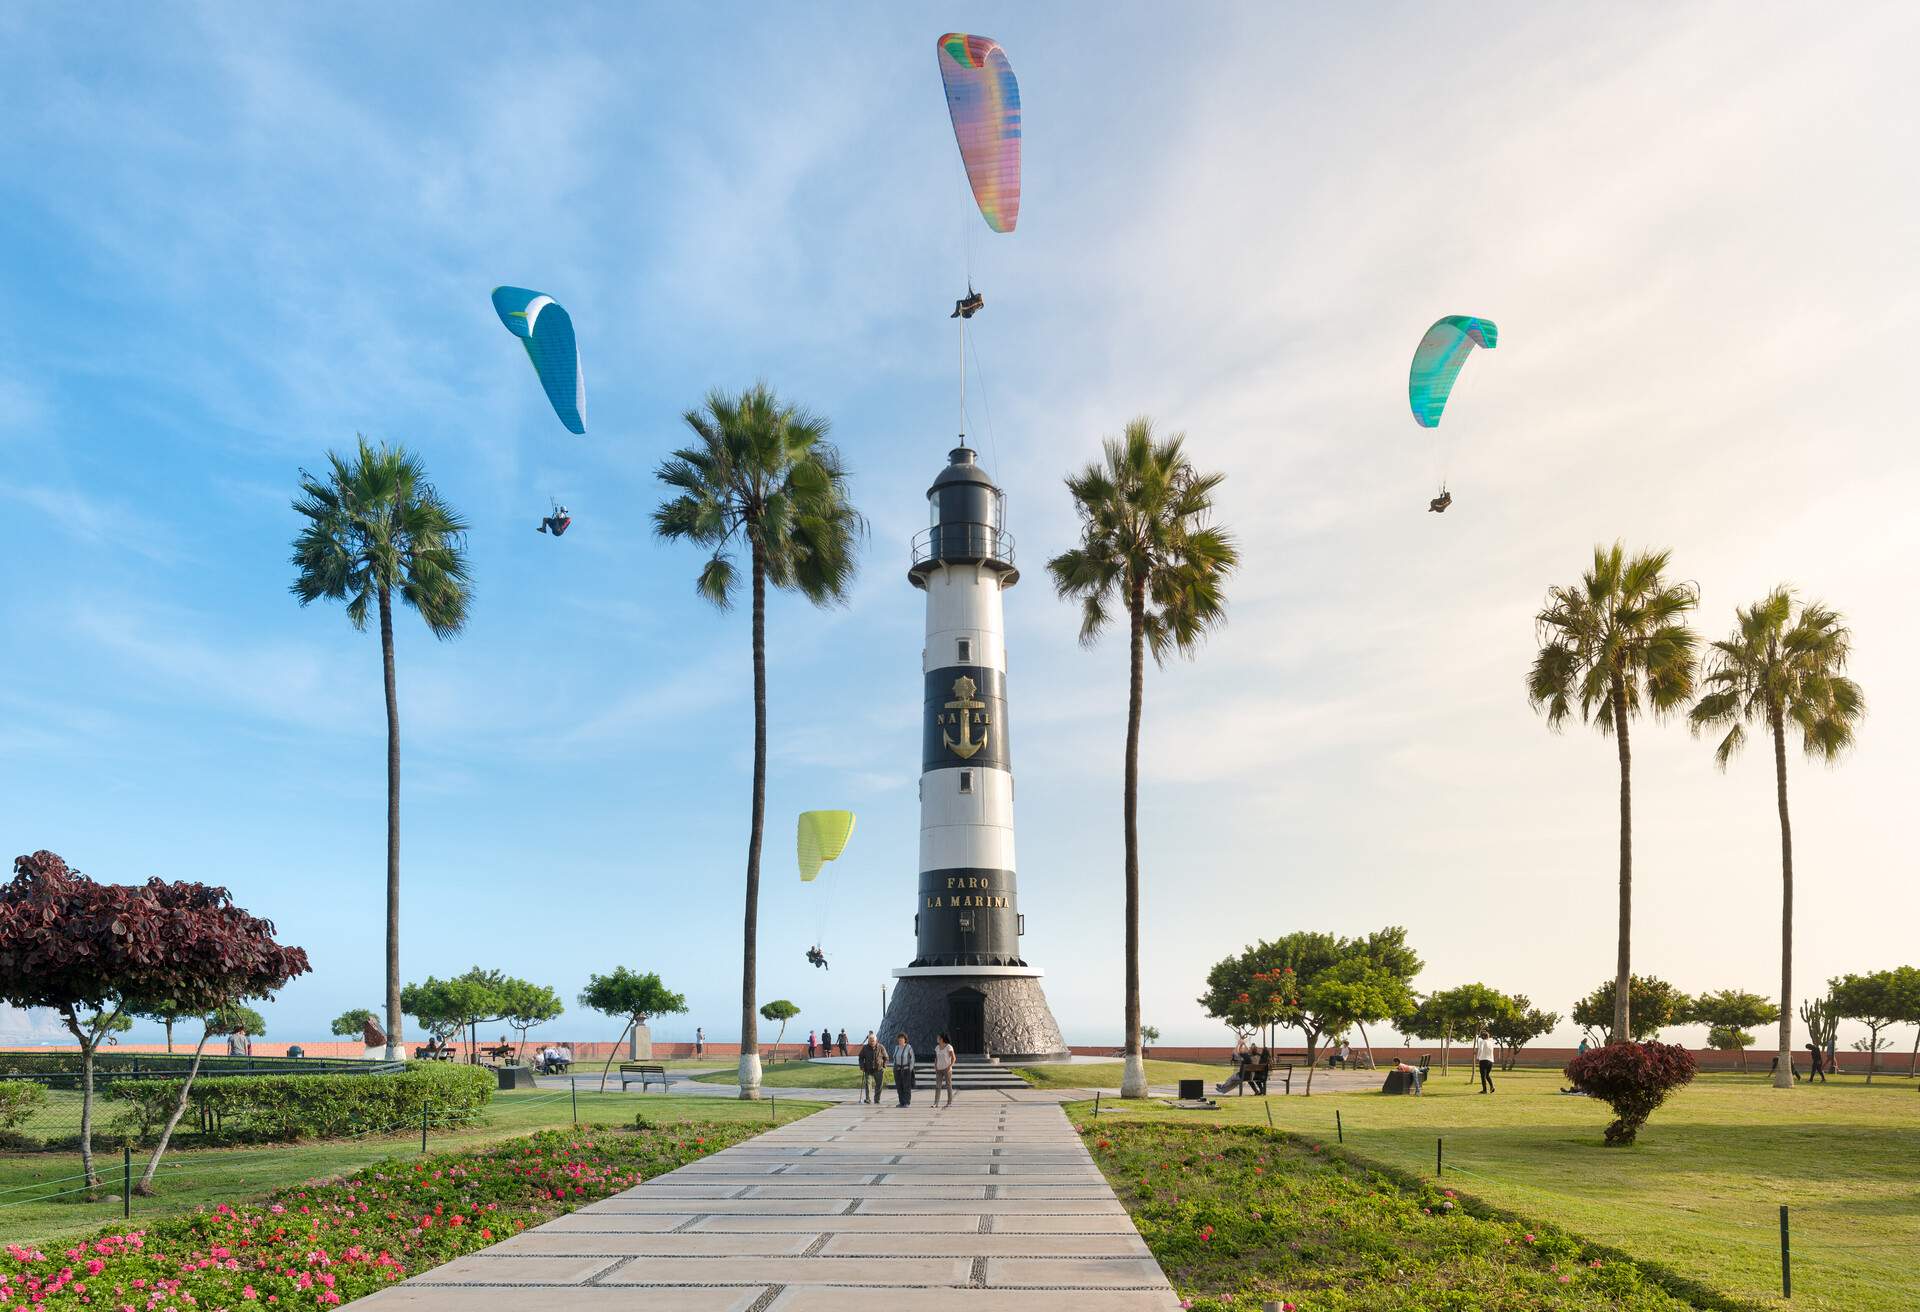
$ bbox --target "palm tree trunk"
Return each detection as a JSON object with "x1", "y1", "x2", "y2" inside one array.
[
  {"x1": 739, "y1": 543, "x2": 768, "y2": 1099},
  {"x1": 138, "y1": 1025, "x2": 214, "y2": 1192},
  {"x1": 1771, "y1": 705, "x2": 1795, "y2": 1089},
  {"x1": 1119, "y1": 577, "x2": 1148, "y2": 1099},
  {"x1": 1611, "y1": 676, "x2": 1633, "y2": 1043},
  {"x1": 379, "y1": 585, "x2": 403, "y2": 1062}
]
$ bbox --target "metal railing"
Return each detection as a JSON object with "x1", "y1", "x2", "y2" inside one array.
[{"x1": 910, "y1": 524, "x2": 1015, "y2": 569}]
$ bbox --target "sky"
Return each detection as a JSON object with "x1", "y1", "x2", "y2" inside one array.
[{"x1": 2, "y1": 5, "x2": 1916, "y2": 1055}]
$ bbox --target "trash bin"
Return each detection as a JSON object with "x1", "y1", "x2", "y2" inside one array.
[{"x1": 1178, "y1": 1078, "x2": 1205, "y2": 1101}]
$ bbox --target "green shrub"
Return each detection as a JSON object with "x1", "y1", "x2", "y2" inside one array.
[
  {"x1": 107, "y1": 1061, "x2": 493, "y2": 1145},
  {"x1": 0, "y1": 1081, "x2": 47, "y2": 1130}
]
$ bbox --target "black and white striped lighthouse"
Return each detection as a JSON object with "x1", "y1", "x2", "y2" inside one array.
[{"x1": 880, "y1": 446, "x2": 1068, "y2": 1060}]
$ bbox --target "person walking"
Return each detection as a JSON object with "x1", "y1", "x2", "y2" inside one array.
[
  {"x1": 694, "y1": 1027, "x2": 704, "y2": 1057},
  {"x1": 1805, "y1": 1041, "x2": 1827, "y2": 1083},
  {"x1": 933, "y1": 1032, "x2": 957, "y2": 1108},
  {"x1": 807, "y1": 1030, "x2": 817, "y2": 1060},
  {"x1": 857, "y1": 1031, "x2": 887, "y2": 1104},
  {"x1": 837, "y1": 1028, "x2": 849, "y2": 1056},
  {"x1": 890, "y1": 1032, "x2": 916, "y2": 1107},
  {"x1": 1474, "y1": 1029, "x2": 1497, "y2": 1094}
]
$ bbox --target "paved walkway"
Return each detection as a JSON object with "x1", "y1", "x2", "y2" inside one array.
[{"x1": 362, "y1": 1090, "x2": 1180, "y2": 1310}]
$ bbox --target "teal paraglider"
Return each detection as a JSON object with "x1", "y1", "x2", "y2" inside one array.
[
  {"x1": 1408, "y1": 316, "x2": 1497, "y2": 429},
  {"x1": 491, "y1": 286, "x2": 585, "y2": 435}
]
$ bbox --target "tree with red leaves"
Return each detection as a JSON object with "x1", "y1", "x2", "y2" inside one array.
[
  {"x1": 0, "y1": 851, "x2": 310, "y2": 1192},
  {"x1": 1565, "y1": 1040, "x2": 1697, "y2": 1146}
]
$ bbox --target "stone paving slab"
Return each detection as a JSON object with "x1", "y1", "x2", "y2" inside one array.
[{"x1": 357, "y1": 1093, "x2": 1179, "y2": 1310}]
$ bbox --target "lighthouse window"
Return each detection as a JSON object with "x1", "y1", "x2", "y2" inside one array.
[
  {"x1": 959, "y1": 770, "x2": 974, "y2": 795},
  {"x1": 957, "y1": 638, "x2": 972, "y2": 663}
]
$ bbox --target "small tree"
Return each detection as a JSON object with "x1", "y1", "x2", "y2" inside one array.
[
  {"x1": 1489, "y1": 996, "x2": 1561, "y2": 1070},
  {"x1": 1571, "y1": 975, "x2": 1690, "y2": 1045},
  {"x1": 1828, "y1": 971, "x2": 1904, "y2": 1082},
  {"x1": 402, "y1": 968, "x2": 508, "y2": 1057},
  {"x1": 1200, "y1": 927, "x2": 1422, "y2": 1068},
  {"x1": 500, "y1": 979, "x2": 565, "y2": 1059},
  {"x1": 331, "y1": 1008, "x2": 379, "y2": 1039},
  {"x1": 1139, "y1": 1025, "x2": 1160, "y2": 1055},
  {"x1": 1299, "y1": 957, "x2": 1416, "y2": 1090},
  {"x1": 760, "y1": 1000, "x2": 801, "y2": 1058},
  {"x1": 135, "y1": 999, "x2": 201, "y2": 1055},
  {"x1": 1402, "y1": 983, "x2": 1515, "y2": 1074},
  {"x1": 1687, "y1": 989, "x2": 1779, "y2": 1070},
  {"x1": 1708, "y1": 1025, "x2": 1755, "y2": 1059},
  {"x1": 1566, "y1": 1041, "x2": 1697, "y2": 1146},
  {"x1": 579, "y1": 967, "x2": 688, "y2": 1090},
  {"x1": 0, "y1": 852, "x2": 309, "y2": 1193},
  {"x1": 206, "y1": 1002, "x2": 267, "y2": 1042}
]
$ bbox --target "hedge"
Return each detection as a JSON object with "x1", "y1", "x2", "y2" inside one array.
[{"x1": 107, "y1": 1061, "x2": 494, "y2": 1145}]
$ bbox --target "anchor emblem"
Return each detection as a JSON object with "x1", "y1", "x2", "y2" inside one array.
[{"x1": 942, "y1": 674, "x2": 989, "y2": 760}]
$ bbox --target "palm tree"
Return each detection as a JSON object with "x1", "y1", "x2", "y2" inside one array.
[
  {"x1": 1528, "y1": 544, "x2": 1698, "y2": 1044},
  {"x1": 1690, "y1": 589, "x2": 1863, "y2": 1089},
  {"x1": 653, "y1": 385, "x2": 863, "y2": 1100},
  {"x1": 291, "y1": 437, "x2": 471, "y2": 1060},
  {"x1": 1047, "y1": 418, "x2": 1238, "y2": 1099}
]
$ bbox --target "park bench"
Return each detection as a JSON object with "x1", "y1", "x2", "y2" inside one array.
[
  {"x1": 618, "y1": 1062, "x2": 670, "y2": 1092},
  {"x1": 1381, "y1": 1055, "x2": 1431, "y2": 1096}
]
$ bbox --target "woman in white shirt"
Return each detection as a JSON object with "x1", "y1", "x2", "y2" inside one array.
[
  {"x1": 1474, "y1": 1029, "x2": 1496, "y2": 1093},
  {"x1": 933, "y1": 1033, "x2": 956, "y2": 1108}
]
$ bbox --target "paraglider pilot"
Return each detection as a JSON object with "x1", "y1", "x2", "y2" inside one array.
[
  {"x1": 1428, "y1": 490, "x2": 1452, "y2": 514},
  {"x1": 951, "y1": 288, "x2": 984, "y2": 319},
  {"x1": 806, "y1": 945, "x2": 829, "y2": 970},
  {"x1": 538, "y1": 504, "x2": 572, "y2": 536}
]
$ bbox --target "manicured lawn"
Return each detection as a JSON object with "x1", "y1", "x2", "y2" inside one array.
[
  {"x1": 0, "y1": 1089, "x2": 826, "y2": 1245},
  {"x1": 1013, "y1": 1058, "x2": 1228, "y2": 1090},
  {"x1": 1081, "y1": 1118, "x2": 1708, "y2": 1310},
  {"x1": 689, "y1": 1059, "x2": 867, "y2": 1088},
  {"x1": 1072, "y1": 1067, "x2": 1920, "y2": 1311}
]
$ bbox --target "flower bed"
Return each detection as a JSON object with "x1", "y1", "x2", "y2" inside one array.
[
  {"x1": 1080, "y1": 1120, "x2": 1713, "y2": 1310},
  {"x1": 0, "y1": 1120, "x2": 762, "y2": 1309}
]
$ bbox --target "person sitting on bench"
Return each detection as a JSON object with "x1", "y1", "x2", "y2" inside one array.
[{"x1": 1251, "y1": 1048, "x2": 1272, "y2": 1095}]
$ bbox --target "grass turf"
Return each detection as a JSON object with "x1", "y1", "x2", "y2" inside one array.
[
  {"x1": 688, "y1": 1059, "x2": 870, "y2": 1088},
  {"x1": 0, "y1": 1089, "x2": 827, "y2": 1246},
  {"x1": 1072, "y1": 1066, "x2": 1920, "y2": 1311},
  {"x1": 1012, "y1": 1058, "x2": 1229, "y2": 1089}
]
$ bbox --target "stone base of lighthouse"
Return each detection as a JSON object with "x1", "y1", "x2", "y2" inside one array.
[{"x1": 881, "y1": 966, "x2": 1070, "y2": 1062}]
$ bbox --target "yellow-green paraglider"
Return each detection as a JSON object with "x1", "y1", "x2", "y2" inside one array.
[
  {"x1": 797, "y1": 810, "x2": 855, "y2": 881},
  {"x1": 798, "y1": 810, "x2": 855, "y2": 970}
]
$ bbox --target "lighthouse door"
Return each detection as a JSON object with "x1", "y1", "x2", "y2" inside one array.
[{"x1": 947, "y1": 988, "x2": 987, "y2": 1055}]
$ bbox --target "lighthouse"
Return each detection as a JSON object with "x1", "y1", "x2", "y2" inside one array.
[{"x1": 879, "y1": 446, "x2": 1068, "y2": 1062}]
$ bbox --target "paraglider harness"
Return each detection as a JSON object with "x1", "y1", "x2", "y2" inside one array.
[
  {"x1": 1428, "y1": 489, "x2": 1452, "y2": 514},
  {"x1": 805, "y1": 945, "x2": 829, "y2": 970},
  {"x1": 951, "y1": 287, "x2": 984, "y2": 320},
  {"x1": 539, "y1": 502, "x2": 572, "y2": 536}
]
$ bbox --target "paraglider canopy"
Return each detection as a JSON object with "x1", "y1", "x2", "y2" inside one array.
[
  {"x1": 1408, "y1": 316, "x2": 1497, "y2": 429},
  {"x1": 491, "y1": 286, "x2": 586, "y2": 435},
  {"x1": 797, "y1": 810, "x2": 856, "y2": 881},
  {"x1": 937, "y1": 33, "x2": 1022, "y2": 234}
]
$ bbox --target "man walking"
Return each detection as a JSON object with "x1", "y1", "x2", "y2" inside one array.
[
  {"x1": 890, "y1": 1031, "x2": 916, "y2": 1107},
  {"x1": 933, "y1": 1032, "x2": 956, "y2": 1108},
  {"x1": 695, "y1": 1027, "x2": 704, "y2": 1057},
  {"x1": 837, "y1": 1027, "x2": 849, "y2": 1056},
  {"x1": 1474, "y1": 1029, "x2": 1496, "y2": 1094},
  {"x1": 858, "y1": 1031, "x2": 887, "y2": 1104}
]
